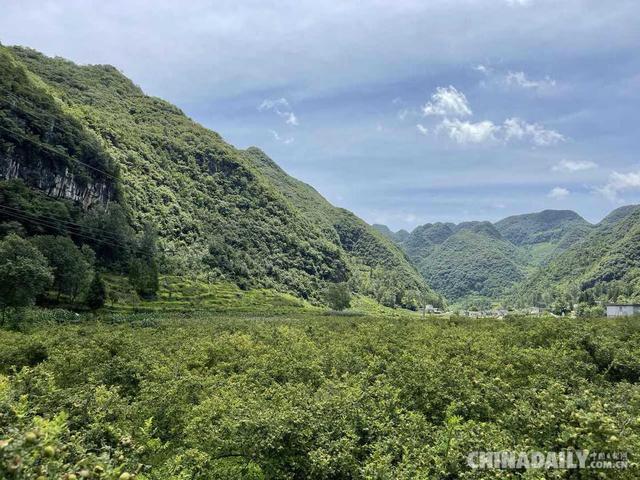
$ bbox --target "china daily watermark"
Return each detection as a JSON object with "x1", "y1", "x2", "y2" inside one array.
[{"x1": 467, "y1": 450, "x2": 629, "y2": 470}]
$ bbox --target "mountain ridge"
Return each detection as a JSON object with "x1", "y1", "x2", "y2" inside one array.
[
  {"x1": 377, "y1": 206, "x2": 640, "y2": 307},
  {"x1": 0, "y1": 45, "x2": 437, "y2": 308}
]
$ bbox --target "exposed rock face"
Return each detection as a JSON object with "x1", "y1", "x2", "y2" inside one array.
[{"x1": 0, "y1": 156, "x2": 115, "y2": 208}]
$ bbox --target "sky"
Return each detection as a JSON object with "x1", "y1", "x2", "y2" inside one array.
[{"x1": 1, "y1": 0, "x2": 639, "y2": 230}]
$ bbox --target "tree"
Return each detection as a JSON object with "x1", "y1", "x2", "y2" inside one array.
[
  {"x1": 0, "y1": 234, "x2": 52, "y2": 325},
  {"x1": 324, "y1": 282, "x2": 351, "y2": 311},
  {"x1": 0, "y1": 221, "x2": 26, "y2": 238},
  {"x1": 204, "y1": 235, "x2": 250, "y2": 279},
  {"x1": 86, "y1": 272, "x2": 107, "y2": 310},
  {"x1": 576, "y1": 302, "x2": 605, "y2": 318},
  {"x1": 31, "y1": 235, "x2": 92, "y2": 302},
  {"x1": 129, "y1": 224, "x2": 159, "y2": 299},
  {"x1": 79, "y1": 204, "x2": 134, "y2": 268},
  {"x1": 551, "y1": 298, "x2": 572, "y2": 316}
]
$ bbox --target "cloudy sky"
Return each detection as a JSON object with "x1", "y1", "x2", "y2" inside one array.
[{"x1": 1, "y1": 0, "x2": 639, "y2": 230}]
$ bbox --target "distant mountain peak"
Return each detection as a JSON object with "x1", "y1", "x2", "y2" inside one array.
[
  {"x1": 599, "y1": 204, "x2": 640, "y2": 226},
  {"x1": 495, "y1": 209, "x2": 590, "y2": 246}
]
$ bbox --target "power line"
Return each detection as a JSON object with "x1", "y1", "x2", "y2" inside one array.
[
  {"x1": 0, "y1": 206, "x2": 155, "y2": 259},
  {"x1": 0, "y1": 202, "x2": 128, "y2": 245},
  {"x1": 0, "y1": 205, "x2": 133, "y2": 251},
  {"x1": 0, "y1": 91, "x2": 159, "y2": 256},
  {"x1": 0, "y1": 96, "x2": 153, "y2": 246}
]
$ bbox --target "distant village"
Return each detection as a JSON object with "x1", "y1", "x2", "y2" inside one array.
[{"x1": 424, "y1": 303, "x2": 640, "y2": 319}]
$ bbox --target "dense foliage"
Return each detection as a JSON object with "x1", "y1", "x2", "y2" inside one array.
[
  {"x1": 391, "y1": 222, "x2": 526, "y2": 305},
  {"x1": 243, "y1": 147, "x2": 438, "y2": 308},
  {"x1": 382, "y1": 210, "x2": 616, "y2": 307},
  {"x1": 0, "y1": 45, "x2": 431, "y2": 307},
  {"x1": 1, "y1": 311, "x2": 639, "y2": 478},
  {"x1": 31, "y1": 235, "x2": 92, "y2": 301},
  {"x1": 512, "y1": 206, "x2": 640, "y2": 308},
  {"x1": 494, "y1": 210, "x2": 591, "y2": 247},
  {"x1": 0, "y1": 234, "x2": 52, "y2": 324},
  {"x1": 323, "y1": 282, "x2": 351, "y2": 311},
  {"x1": 418, "y1": 226, "x2": 525, "y2": 305},
  {"x1": 0, "y1": 47, "x2": 118, "y2": 203}
]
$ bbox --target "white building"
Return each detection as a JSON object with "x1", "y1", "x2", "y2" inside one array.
[{"x1": 606, "y1": 304, "x2": 640, "y2": 318}]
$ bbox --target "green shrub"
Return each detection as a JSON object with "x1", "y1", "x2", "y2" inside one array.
[{"x1": 324, "y1": 282, "x2": 351, "y2": 311}]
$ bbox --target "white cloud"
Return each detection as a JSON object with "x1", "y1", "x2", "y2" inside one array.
[
  {"x1": 269, "y1": 129, "x2": 294, "y2": 145},
  {"x1": 503, "y1": 117, "x2": 565, "y2": 146},
  {"x1": 416, "y1": 123, "x2": 429, "y2": 135},
  {"x1": 259, "y1": 97, "x2": 299, "y2": 126},
  {"x1": 436, "y1": 117, "x2": 563, "y2": 147},
  {"x1": 552, "y1": 159, "x2": 598, "y2": 172},
  {"x1": 259, "y1": 98, "x2": 289, "y2": 111},
  {"x1": 506, "y1": 0, "x2": 534, "y2": 6},
  {"x1": 597, "y1": 170, "x2": 640, "y2": 201},
  {"x1": 474, "y1": 64, "x2": 492, "y2": 75},
  {"x1": 505, "y1": 71, "x2": 556, "y2": 91},
  {"x1": 284, "y1": 111, "x2": 298, "y2": 126},
  {"x1": 418, "y1": 85, "x2": 563, "y2": 147},
  {"x1": 438, "y1": 119, "x2": 498, "y2": 144},
  {"x1": 548, "y1": 187, "x2": 570, "y2": 199},
  {"x1": 422, "y1": 86, "x2": 472, "y2": 117},
  {"x1": 475, "y1": 66, "x2": 557, "y2": 94}
]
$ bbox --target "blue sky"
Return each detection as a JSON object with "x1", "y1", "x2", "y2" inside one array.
[{"x1": 1, "y1": 0, "x2": 639, "y2": 230}]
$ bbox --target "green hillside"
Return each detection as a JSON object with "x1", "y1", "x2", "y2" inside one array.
[
  {"x1": 382, "y1": 211, "x2": 595, "y2": 306},
  {"x1": 598, "y1": 204, "x2": 640, "y2": 226},
  {"x1": 495, "y1": 209, "x2": 593, "y2": 265},
  {"x1": 415, "y1": 223, "x2": 525, "y2": 306},
  {"x1": 0, "y1": 45, "x2": 432, "y2": 308},
  {"x1": 495, "y1": 209, "x2": 590, "y2": 246},
  {"x1": 243, "y1": 147, "x2": 438, "y2": 308},
  {"x1": 390, "y1": 221, "x2": 529, "y2": 306},
  {"x1": 512, "y1": 207, "x2": 640, "y2": 307},
  {"x1": 372, "y1": 224, "x2": 409, "y2": 243},
  {"x1": 402, "y1": 222, "x2": 455, "y2": 262}
]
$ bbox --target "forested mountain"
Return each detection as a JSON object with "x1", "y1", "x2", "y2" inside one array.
[
  {"x1": 417, "y1": 223, "x2": 525, "y2": 305},
  {"x1": 495, "y1": 210, "x2": 589, "y2": 246},
  {"x1": 381, "y1": 210, "x2": 598, "y2": 306},
  {"x1": 243, "y1": 147, "x2": 438, "y2": 307},
  {"x1": 372, "y1": 224, "x2": 409, "y2": 243},
  {"x1": 4, "y1": 43, "x2": 639, "y2": 312},
  {"x1": 0, "y1": 45, "x2": 435, "y2": 308},
  {"x1": 512, "y1": 206, "x2": 640, "y2": 308},
  {"x1": 495, "y1": 209, "x2": 592, "y2": 265},
  {"x1": 598, "y1": 204, "x2": 640, "y2": 226}
]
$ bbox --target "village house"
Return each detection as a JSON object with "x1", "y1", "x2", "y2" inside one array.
[{"x1": 606, "y1": 303, "x2": 640, "y2": 318}]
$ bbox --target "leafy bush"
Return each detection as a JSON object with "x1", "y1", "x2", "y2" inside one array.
[
  {"x1": 31, "y1": 235, "x2": 93, "y2": 302},
  {"x1": 86, "y1": 272, "x2": 107, "y2": 310},
  {"x1": 1, "y1": 312, "x2": 639, "y2": 478},
  {"x1": 323, "y1": 282, "x2": 351, "y2": 311},
  {"x1": 0, "y1": 234, "x2": 52, "y2": 326}
]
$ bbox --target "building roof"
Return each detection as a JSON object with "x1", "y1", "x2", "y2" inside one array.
[{"x1": 606, "y1": 303, "x2": 640, "y2": 307}]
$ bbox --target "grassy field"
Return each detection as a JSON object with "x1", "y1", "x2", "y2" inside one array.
[
  {"x1": 99, "y1": 275, "x2": 408, "y2": 318},
  {"x1": 101, "y1": 274, "x2": 314, "y2": 313},
  {"x1": 1, "y1": 310, "x2": 640, "y2": 479}
]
